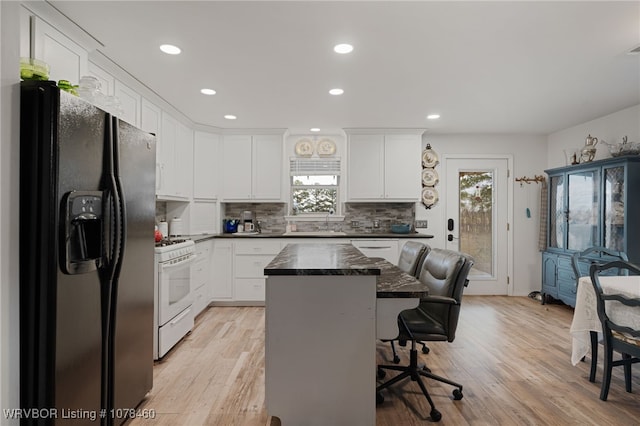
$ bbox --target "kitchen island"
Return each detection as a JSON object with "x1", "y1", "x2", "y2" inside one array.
[{"x1": 263, "y1": 243, "x2": 428, "y2": 426}]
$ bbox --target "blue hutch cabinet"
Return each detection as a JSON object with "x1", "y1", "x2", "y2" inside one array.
[{"x1": 541, "y1": 156, "x2": 640, "y2": 306}]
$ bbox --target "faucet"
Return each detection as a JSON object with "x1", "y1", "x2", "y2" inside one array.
[{"x1": 325, "y1": 208, "x2": 335, "y2": 231}]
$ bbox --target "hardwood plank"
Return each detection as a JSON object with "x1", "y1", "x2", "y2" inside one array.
[{"x1": 128, "y1": 297, "x2": 640, "y2": 425}]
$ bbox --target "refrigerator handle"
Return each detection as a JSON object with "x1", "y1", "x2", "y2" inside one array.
[
  {"x1": 100, "y1": 116, "x2": 128, "y2": 282},
  {"x1": 98, "y1": 115, "x2": 128, "y2": 426},
  {"x1": 111, "y1": 116, "x2": 127, "y2": 280}
]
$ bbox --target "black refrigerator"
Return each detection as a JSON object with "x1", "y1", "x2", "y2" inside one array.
[{"x1": 20, "y1": 80, "x2": 155, "y2": 425}]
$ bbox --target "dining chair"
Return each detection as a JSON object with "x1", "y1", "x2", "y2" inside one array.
[
  {"x1": 572, "y1": 246, "x2": 629, "y2": 382},
  {"x1": 589, "y1": 260, "x2": 640, "y2": 401},
  {"x1": 376, "y1": 248, "x2": 474, "y2": 422}
]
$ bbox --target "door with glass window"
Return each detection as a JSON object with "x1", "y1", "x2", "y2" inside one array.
[{"x1": 445, "y1": 158, "x2": 509, "y2": 295}]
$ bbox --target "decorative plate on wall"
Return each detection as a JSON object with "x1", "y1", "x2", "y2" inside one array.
[
  {"x1": 295, "y1": 138, "x2": 314, "y2": 157},
  {"x1": 422, "y1": 144, "x2": 439, "y2": 167},
  {"x1": 422, "y1": 187, "x2": 439, "y2": 208},
  {"x1": 317, "y1": 138, "x2": 337, "y2": 157},
  {"x1": 422, "y1": 168, "x2": 439, "y2": 186}
]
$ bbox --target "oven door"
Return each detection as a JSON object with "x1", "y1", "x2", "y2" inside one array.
[{"x1": 158, "y1": 252, "x2": 195, "y2": 325}]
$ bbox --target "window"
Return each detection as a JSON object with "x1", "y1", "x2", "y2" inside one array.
[{"x1": 290, "y1": 159, "x2": 340, "y2": 215}]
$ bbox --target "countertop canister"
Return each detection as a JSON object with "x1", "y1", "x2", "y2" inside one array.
[
  {"x1": 169, "y1": 217, "x2": 183, "y2": 237},
  {"x1": 158, "y1": 220, "x2": 169, "y2": 237}
]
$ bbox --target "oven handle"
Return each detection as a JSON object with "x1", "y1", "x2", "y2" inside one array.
[
  {"x1": 160, "y1": 254, "x2": 196, "y2": 271},
  {"x1": 169, "y1": 307, "x2": 192, "y2": 326}
]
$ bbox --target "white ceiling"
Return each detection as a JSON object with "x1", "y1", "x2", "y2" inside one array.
[{"x1": 49, "y1": 0, "x2": 640, "y2": 135}]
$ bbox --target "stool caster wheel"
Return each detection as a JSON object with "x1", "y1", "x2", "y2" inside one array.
[
  {"x1": 376, "y1": 392, "x2": 384, "y2": 405},
  {"x1": 393, "y1": 355, "x2": 400, "y2": 364},
  {"x1": 422, "y1": 346, "x2": 430, "y2": 354},
  {"x1": 453, "y1": 388, "x2": 463, "y2": 400},
  {"x1": 377, "y1": 368, "x2": 386, "y2": 379},
  {"x1": 430, "y1": 408, "x2": 442, "y2": 422}
]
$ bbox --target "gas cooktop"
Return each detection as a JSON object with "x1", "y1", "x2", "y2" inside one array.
[
  {"x1": 155, "y1": 238, "x2": 189, "y2": 248},
  {"x1": 154, "y1": 239, "x2": 195, "y2": 256}
]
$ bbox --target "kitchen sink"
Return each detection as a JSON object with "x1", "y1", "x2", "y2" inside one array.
[{"x1": 282, "y1": 231, "x2": 347, "y2": 236}]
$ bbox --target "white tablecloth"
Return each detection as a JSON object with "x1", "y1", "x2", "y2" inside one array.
[{"x1": 569, "y1": 275, "x2": 640, "y2": 366}]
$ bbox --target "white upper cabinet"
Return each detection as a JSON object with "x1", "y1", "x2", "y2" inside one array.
[
  {"x1": 87, "y1": 61, "x2": 115, "y2": 96},
  {"x1": 157, "y1": 113, "x2": 192, "y2": 200},
  {"x1": 383, "y1": 134, "x2": 422, "y2": 200},
  {"x1": 114, "y1": 80, "x2": 141, "y2": 127},
  {"x1": 193, "y1": 131, "x2": 220, "y2": 200},
  {"x1": 140, "y1": 99, "x2": 162, "y2": 194},
  {"x1": 176, "y1": 122, "x2": 194, "y2": 199},
  {"x1": 141, "y1": 98, "x2": 161, "y2": 135},
  {"x1": 348, "y1": 133, "x2": 421, "y2": 201},
  {"x1": 20, "y1": 7, "x2": 31, "y2": 58},
  {"x1": 252, "y1": 135, "x2": 283, "y2": 200},
  {"x1": 31, "y1": 15, "x2": 88, "y2": 84},
  {"x1": 221, "y1": 134, "x2": 283, "y2": 201},
  {"x1": 157, "y1": 112, "x2": 177, "y2": 198},
  {"x1": 348, "y1": 134, "x2": 385, "y2": 199},
  {"x1": 221, "y1": 135, "x2": 252, "y2": 200}
]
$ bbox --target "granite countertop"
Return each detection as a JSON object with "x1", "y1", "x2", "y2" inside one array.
[
  {"x1": 264, "y1": 243, "x2": 429, "y2": 298},
  {"x1": 211, "y1": 231, "x2": 434, "y2": 239},
  {"x1": 370, "y1": 258, "x2": 430, "y2": 298},
  {"x1": 264, "y1": 244, "x2": 380, "y2": 276}
]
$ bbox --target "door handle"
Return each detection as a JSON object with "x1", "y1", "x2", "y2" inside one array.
[{"x1": 448, "y1": 218, "x2": 454, "y2": 231}]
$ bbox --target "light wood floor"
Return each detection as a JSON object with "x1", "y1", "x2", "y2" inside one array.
[{"x1": 129, "y1": 297, "x2": 640, "y2": 425}]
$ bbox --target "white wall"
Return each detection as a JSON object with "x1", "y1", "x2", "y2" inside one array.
[
  {"x1": 0, "y1": 1, "x2": 21, "y2": 423},
  {"x1": 416, "y1": 134, "x2": 548, "y2": 296},
  {"x1": 547, "y1": 104, "x2": 640, "y2": 169}
]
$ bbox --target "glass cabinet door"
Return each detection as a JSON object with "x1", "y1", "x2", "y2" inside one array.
[
  {"x1": 567, "y1": 170, "x2": 599, "y2": 251},
  {"x1": 603, "y1": 166, "x2": 625, "y2": 251},
  {"x1": 549, "y1": 175, "x2": 565, "y2": 249}
]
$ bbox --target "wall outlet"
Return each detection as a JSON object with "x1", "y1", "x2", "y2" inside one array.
[
  {"x1": 351, "y1": 220, "x2": 360, "y2": 228},
  {"x1": 415, "y1": 220, "x2": 428, "y2": 228}
]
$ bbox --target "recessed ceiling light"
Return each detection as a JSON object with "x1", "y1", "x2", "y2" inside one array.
[
  {"x1": 427, "y1": 114, "x2": 441, "y2": 120},
  {"x1": 159, "y1": 44, "x2": 181, "y2": 55},
  {"x1": 224, "y1": 115, "x2": 237, "y2": 120},
  {"x1": 200, "y1": 88, "x2": 216, "y2": 95},
  {"x1": 310, "y1": 128, "x2": 321, "y2": 132},
  {"x1": 334, "y1": 43, "x2": 353, "y2": 54},
  {"x1": 329, "y1": 88, "x2": 344, "y2": 96}
]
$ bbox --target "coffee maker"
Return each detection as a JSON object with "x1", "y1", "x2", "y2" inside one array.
[{"x1": 242, "y1": 210, "x2": 254, "y2": 232}]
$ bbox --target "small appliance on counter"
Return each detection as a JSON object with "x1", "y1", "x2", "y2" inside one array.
[
  {"x1": 242, "y1": 210, "x2": 255, "y2": 232},
  {"x1": 223, "y1": 218, "x2": 240, "y2": 233}
]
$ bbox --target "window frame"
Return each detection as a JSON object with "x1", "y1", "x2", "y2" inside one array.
[{"x1": 288, "y1": 157, "x2": 342, "y2": 217}]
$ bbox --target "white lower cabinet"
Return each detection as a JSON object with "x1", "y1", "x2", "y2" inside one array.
[
  {"x1": 211, "y1": 240, "x2": 233, "y2": 300},
  {"x1": 209, "y1": 237, "x2": 429, "y2": 305},
  {"x1": 233, "y1": 240, "x2": 282, "y2": 303},
  {"x1": 192, "y1": 240, "x2": 213, "y2": 316},
  {"x1": 351, "y1": 239, "x2": 399, "y2": 264}
]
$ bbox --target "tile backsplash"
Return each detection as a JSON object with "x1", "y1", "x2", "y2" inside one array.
[
  {"x1": 223, "y1": 203, "x2": 287, "y2": 233},
  {"x1": 342, "y1": 203, "x2": 415, "y2": 233},
  {"x1": 222, "y1": 202, "x2": 415, "y2": 233}
]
